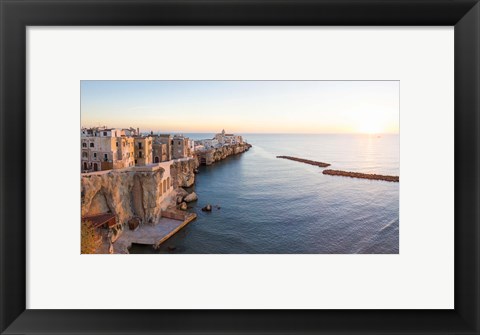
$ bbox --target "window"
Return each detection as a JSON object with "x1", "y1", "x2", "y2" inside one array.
[
  {"x1": 135, "y1": 159, "x2": 137, "y2": 164},
  {"x1": 139, "y1": 151, "x2": 143, "y2": 158},
  {"x1": 90, "y1": 143, "x2": 94, "y2": 148},
  {"x1": 104, "y1": 154, "x2": 108, "y2": 161},
  {"x1": 139, "y1": 142, "x2": 143, "y2": 149},
  {"x1": 116, "y1": 142, "x2": 118, "y2": 147},
  {"x1": 93, "y1": 153, "x2": 97, "y2": 158},
  {"x1": 82, "y1": 143, "x2": 87, "y2": 148},
  {"x1": 103, "y1": 131, "x2": 107, "y2": 136},
  {"x1": 82, "y1": 152, "x2": 87, "y2": 158}
]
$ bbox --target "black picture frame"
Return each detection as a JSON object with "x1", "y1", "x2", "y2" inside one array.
[{"x1": 1, "y1": 0, "x2": 479, "y2": 334}]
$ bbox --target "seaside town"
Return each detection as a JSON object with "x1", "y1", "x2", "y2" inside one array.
[
  {"x1": 80, "y1": 127, "x2": 251, "y2": 254},
  {"x1": 81, "y1": 127, "x2": 244, "y2": 172}
]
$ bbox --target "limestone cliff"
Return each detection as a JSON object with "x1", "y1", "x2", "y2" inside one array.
[
  {"x1": 81, "y1": 157, "x2": 198, "y2": 231},
  {"x1": 199, "y1": 143, "x2": 251, "y2": 165},
  {"x1": 170, "y1": 158, "x2": 199, "y2": 188},
  {"x1": 82, "y1": 168, "x2": 165, "y2": 226}
]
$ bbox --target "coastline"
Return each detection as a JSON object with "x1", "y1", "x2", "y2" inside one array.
[
  {"x1": 81, "y1": 142, "x2": 251, "y2": 254},
  {"x1": 82, "y1": 133, "x2": 399, "y2": 255}
]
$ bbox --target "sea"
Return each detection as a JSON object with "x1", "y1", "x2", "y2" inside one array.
[{"x1": 130, "y1": 133, "x2": 399, "y2": 254}]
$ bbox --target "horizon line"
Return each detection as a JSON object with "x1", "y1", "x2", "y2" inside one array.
[{"x1": 79, "y1": 127, "x2": 399, "y2": 136}]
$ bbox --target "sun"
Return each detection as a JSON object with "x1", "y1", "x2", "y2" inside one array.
[{"x1": 358, "y1": 120, "x2": 383, "y2": 135}]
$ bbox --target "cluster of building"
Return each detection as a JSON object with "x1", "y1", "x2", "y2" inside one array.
[
  {"x1": 81, "y1": 127, "x2": 244, "y2": 173},
  {"x1": 194, "y1": 129, "x2": 244, "y2": 151},
  {"x1": 81, "y1": 126, "x2": 194, "y2": 173}
]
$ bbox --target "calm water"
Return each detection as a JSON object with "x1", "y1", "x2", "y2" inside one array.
[{"x1": 131, "y1": 134, "x2": 399, "y2": 254}]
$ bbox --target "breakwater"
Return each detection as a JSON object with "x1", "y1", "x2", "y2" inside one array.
[
  {"x1": 323, "y1": 169, "x2": 399, "y2": 182},
  {"x1": 276, "y1": 156, "x2": 331, "y2": 167}
]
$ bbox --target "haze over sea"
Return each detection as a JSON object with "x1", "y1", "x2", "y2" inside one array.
[{"x1": 132, "y1": 133, "x2": 399, "y2": 254}]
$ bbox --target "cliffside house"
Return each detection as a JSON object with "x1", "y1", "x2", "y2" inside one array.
[
  {"x1": 134, "y1": 136, "x2": 153, "y2": 166},
  {"x1": 81, "y1": 127, "x2": 137, "y2": 172},
  {"x1": 172, "y1": 134, "x2": 191, "y2": 159},
  {"x1": 214, "y1": 129, "x2": 243, "y2": 145},
  {"x1": 200, "y1": 138, "x2": 219, "y2": 149},
  {"x1": 188, "y1": 138, "x2": 195, "y2": 154},
  {"x1": 152, "y1": 135, "x2": 171, "y2": 163}
]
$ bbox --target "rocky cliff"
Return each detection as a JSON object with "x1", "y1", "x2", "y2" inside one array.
[
  {"x1": 82, "y1": 169, "x2": 164, "y2": 226},
  {"x1": 170, "y1": 158, "x2": 199, "y2": 188},
  {"x1": 212, "y1": 143, "x2": 251, "y2": 162},
  {"x1": 199, "y1": 143, "x2": 251, "y2": 165},
  {"x1": 81, "y1": 157, "x2": 198, "y2": 230}
]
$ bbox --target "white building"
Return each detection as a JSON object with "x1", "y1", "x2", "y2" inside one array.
[
  {"x1": 214, "y1": 129, "x2": 243, "y2": 145},
  {"x1": 188, "y1": 139, "x2": 195, "y2": 154},
  {"x1": 201, "y1": 138, "x2": 219, "y2": 149}
]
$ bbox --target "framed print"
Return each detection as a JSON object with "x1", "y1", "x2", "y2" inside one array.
[
  {"x1": 1, "y1": 0, "x2": 479, "y2": 334},
  {"x1": 26, "y1": 27, "x2": 453, "y2": 311}
]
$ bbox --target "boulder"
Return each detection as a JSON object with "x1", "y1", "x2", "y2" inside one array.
[
  {"x1": 184, "y1": 192, "x2": 198, "y2": 203},
  {"x1": 201, "y1": 204, "x2": 212, "y2": 212},
  {"x1": 176, "y1": 188, "x2": 188, "y2": 198},
  {"x1": 178, "y1": 202, "x2": 188, "y2": 211}
]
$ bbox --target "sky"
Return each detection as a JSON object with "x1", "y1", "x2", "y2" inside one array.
[{"x1": 81, "y1": 80, "x2": 399, "y2": 134}]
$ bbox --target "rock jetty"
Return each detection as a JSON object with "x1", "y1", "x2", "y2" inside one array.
[
  {"x1": 276, "y1": 156, "x2": 331, "y2": 167},
  {"x1": 323, "y1": 169, "x2": 399, "y2": 182}
]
